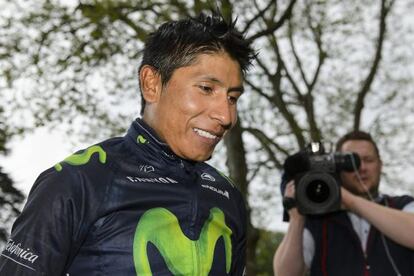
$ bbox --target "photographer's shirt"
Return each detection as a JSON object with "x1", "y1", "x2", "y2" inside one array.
[{"x1": 303, "y1": 197, "x2": 414, "y2": 268}]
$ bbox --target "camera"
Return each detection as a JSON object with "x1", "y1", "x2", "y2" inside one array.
[{"x1": 284, "y1": 142, "x2": 360, "y2": 215}]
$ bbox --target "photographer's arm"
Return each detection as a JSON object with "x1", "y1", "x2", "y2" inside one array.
[
  {"x1": 342, "y1": 188, "x2": 414, "y2": 249},
  {"x1": 273, "y1": 181, "x2": 307, "y2": 276}
]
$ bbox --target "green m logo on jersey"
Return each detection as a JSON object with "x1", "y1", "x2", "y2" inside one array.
[
  {"x1": 133, "y1": 207, "x2": 232, "y2": 275},
  {"x1": 54, "y1": 145, "x2": 107, "y2": 171}
]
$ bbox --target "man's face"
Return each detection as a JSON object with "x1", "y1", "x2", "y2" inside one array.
[
  {"x1": 340, "y1": 140, "x2": 382, "y2": 196},
  {"x1": 144, "y1": 52, "x2": 243, "y2": 161}
]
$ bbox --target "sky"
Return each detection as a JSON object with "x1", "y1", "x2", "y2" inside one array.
[{"x1": 2, "y1": 128, "x2": 78, "y2": 195}]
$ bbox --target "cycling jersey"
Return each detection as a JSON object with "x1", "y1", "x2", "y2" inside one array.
[{"x1": 0, "y1": 118, "x2": 247, "y2": 275}]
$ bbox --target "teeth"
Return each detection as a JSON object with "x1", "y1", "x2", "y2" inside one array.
[{"x1": 194, "y1": 128, "x2": 217, "y2": 139}]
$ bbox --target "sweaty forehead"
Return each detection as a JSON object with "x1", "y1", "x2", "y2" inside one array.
[{"x1": 184, "y1": 52, "x2": 243, "y2": 83}]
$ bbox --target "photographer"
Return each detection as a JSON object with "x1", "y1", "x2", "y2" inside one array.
[{"x1": 273, "y1": 131, "x2": 414, "y2": 276}]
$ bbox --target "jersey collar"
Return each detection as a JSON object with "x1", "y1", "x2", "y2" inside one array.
[{"x1": 126, "y1": 118, "x2": 189, "y2": 163}]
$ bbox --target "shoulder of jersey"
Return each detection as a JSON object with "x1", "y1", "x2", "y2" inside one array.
[
  {"x1": 52, "y1": 137, "x2": 124, "y2": 173},
  {"x1": 201, "y1": 163, "x2": 236, "y2": 188}
]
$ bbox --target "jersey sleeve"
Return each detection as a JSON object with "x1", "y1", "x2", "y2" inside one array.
[
  {"x1": 0, "y1": 166, "x2": 95, "y2": 275},
  {"x1": 231, "y1": 189, "x2": 247, "y2": 276}
]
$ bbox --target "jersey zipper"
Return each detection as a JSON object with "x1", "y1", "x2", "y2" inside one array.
[{"x1": 181, "y1": 160, "x2": 201, "y2": 274}]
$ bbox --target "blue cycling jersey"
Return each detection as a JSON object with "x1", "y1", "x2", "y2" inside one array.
[{"x1": 0, "y1": 119, "x2": 246, "y2": 275}]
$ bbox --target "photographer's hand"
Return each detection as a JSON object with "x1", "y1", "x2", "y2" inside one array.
[
  {"x1": 274, "y1": 181, "x2": 307, "y2": 276},
  {"x1": 283, "y1": 181, "x2": 302, "y2": 218}
]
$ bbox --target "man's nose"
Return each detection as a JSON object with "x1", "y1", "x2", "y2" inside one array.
[
  {"x1": 359, "y1": 160, "x2": 368, "y2": 172},
  {"x1": 210, "y1": 95, "x2": 233, "y2": 129}
]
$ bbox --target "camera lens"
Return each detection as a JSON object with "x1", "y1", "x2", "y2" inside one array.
[
  {"x1": 306, "y1": 180, "x2": 330, "y2": 203},
  {"x1": 296, "y1": 171, "x2": 341, "y2": 215}
]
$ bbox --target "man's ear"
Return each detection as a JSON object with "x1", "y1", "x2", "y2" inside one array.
[{"x1": 139, "y1": 65, "x2": 162, "y2": 103}]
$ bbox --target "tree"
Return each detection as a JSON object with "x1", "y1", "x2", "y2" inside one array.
[
  {"x1": 2, "y1": 0, "x2": 414, "y2": 274},
  {"x1": 255, "y1": 230, "x2": 284, "y2": 276},
  {"x1": 0, "y1": 107, "x2": 24, "y2": 246}
]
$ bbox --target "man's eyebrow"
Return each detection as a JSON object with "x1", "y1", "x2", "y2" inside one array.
[{"x1": 201, "y1": 76, "x2": 244, "y2": 93}]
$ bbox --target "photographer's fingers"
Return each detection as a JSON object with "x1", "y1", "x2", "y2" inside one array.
[
  {"x1": 283, "y1": 180, "x2": 304, "y2": 218},
  {"x1": 284, "y1": 180, "x2": 295, "y2": 198}
]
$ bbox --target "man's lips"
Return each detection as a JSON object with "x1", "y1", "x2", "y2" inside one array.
[
  {"x1": 354, "y1": 174, "x2": 369, "y2": 182},
  {"x1": 193, "y1": 128, "x2": 223, "y2": 141}
]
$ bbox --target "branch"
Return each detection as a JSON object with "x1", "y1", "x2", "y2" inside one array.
[
  {"x1": 247, "y1": 0, "x2": 297, "y2": 42},
  {"x1": 253, "y1": 51, "x2": 276, "y2": 83},
  {"x1": 245, "y1": 78, "x2": 273, "y2": 103},
  {"x1": 244, "y1": 127, "x2": 290, "y2": 157},
  {"x1": 247, "y1": 161, "x2": 271, "y2": 183},
  {"x1": 288, "y1": 20, "x2": 309, "y2": 88},
  {"x1": 244, "y1": 127, "x2": 286, "y2": 169},
  {"x1": 353, "y1": 0, "x2": 393, "y2": 130},
  {"x1": 254, "y1": 35, "x2": 306, "y2": 148},
  {"x1": 268, "y1": 35, "x2": 305, "y2": 102},
  {"x1": 301, "y1": 1, "x2": 327, "y2": 141},
  {"x1": 242, "y1": 0, "x2": 275, "y2": 34},
  {"x1": 306, "y1": 13, "x2": 326, "y2": 93},
  {"x1": 116, "y1": 12, "x2": 149, "y2": 40}
]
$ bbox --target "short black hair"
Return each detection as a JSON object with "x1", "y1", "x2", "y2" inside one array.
[
  {"x1": 336, "y1": 130, "x2": 381, "y2": 158},
  {"x1": 138, "y1": 9, "x2": 256, "y2": 114}
]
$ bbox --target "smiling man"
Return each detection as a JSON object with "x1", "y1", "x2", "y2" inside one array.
[
  {"x1": 140, "y1": 51, "x2": 243, "y2": 162},
  {"x1": 0, "y1": 10, "x2": 255, "y2": 275}
]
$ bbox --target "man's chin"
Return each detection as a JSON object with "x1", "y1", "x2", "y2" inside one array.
[
  {"x1": 193, "y1": 153, "x2": 213, "y2": 162},
  {"x1": 182, "y1": 150, "x2": 213, "y2": 162}
]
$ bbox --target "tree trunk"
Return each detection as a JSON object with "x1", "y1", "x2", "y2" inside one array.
[{"x1": 225, "y1": 118, "x2": 260, "y2": 276}]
